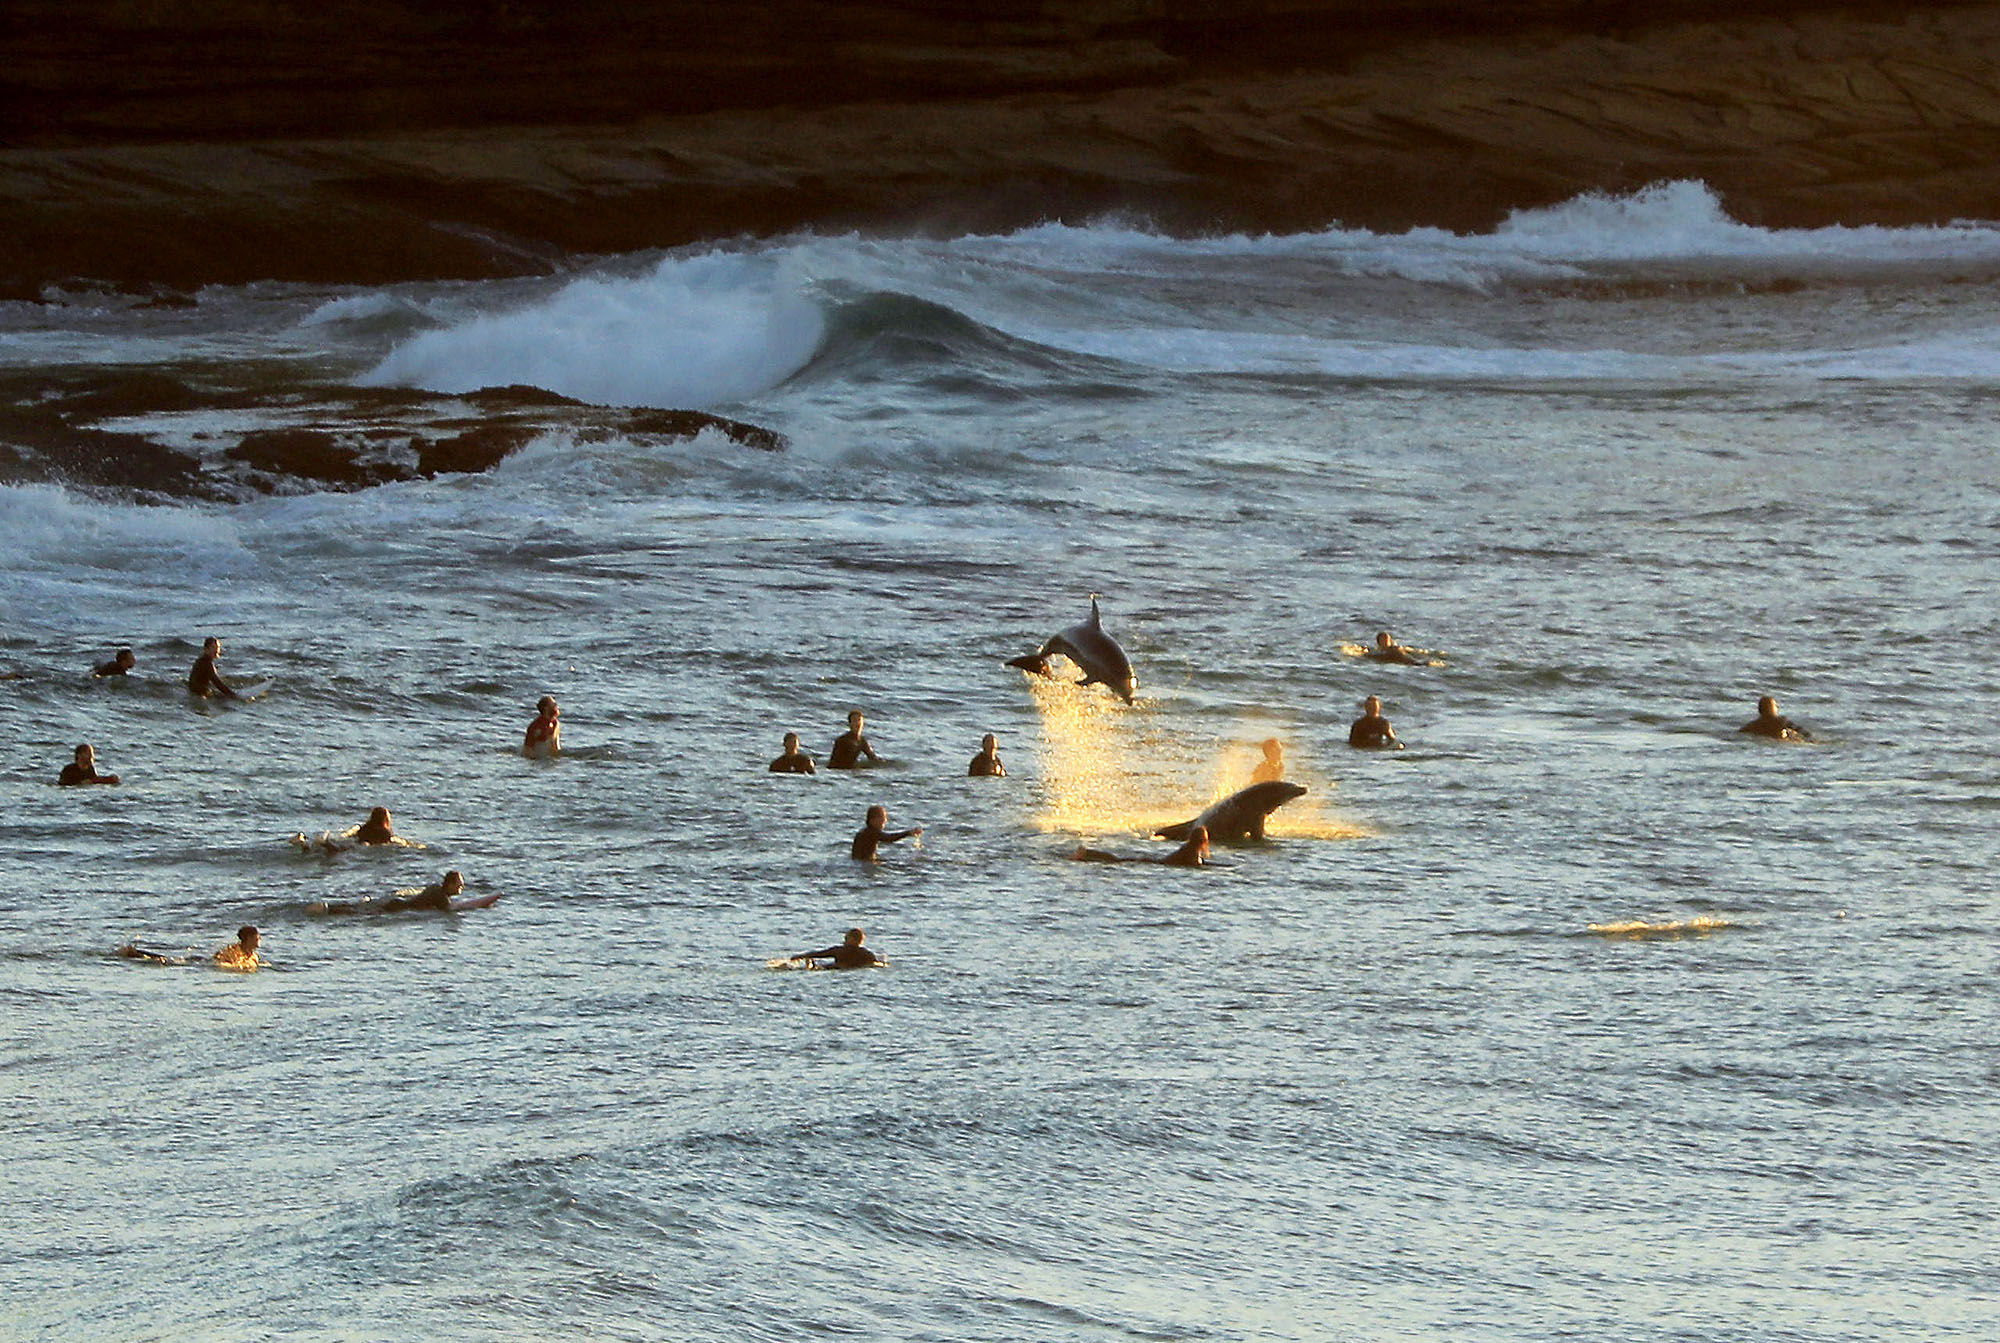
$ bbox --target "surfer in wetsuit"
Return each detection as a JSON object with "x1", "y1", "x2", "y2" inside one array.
[
  {"x1": 212, "y1": 926, "x2": 260, "y2": 970},
  {"x1": 828, "y1": 710, "x2": 879, "y2": 769},
  {"x1": 793, "y1": 927, "x2": 883, "y2": 969},
  {"x1": 523, "y1": 696, "x2": 561, "y2": 758},
  {"x1": 851, "y1": 804, "x2": 921, "y2": 861},
  {"x1": 352, "y1": 807, "x2": 397, "y2": 844},
  {"x1": 1348, "y1": 696, "x2": 1401, "y2": 750},
  {"x1": 1740, "y1": 695, "x2": 1813, "y2": 742},
  {"x1": 1070, "y1": 825, "x2": 1211, "y2": 866},
  {"x1": 187, "y1": 637, "x2": 237, "y2": 699},
  {"x1": 58, "y1": 743, "x2": 120, "y2": 786},
  {"x1": 312, "y1": 870, "x2": 472, "y2": 915},
  {"x1": 1366, "y1": 631, "x2": 1427, "y2": 665},
  {"x1": 769, "y1": 732, "x2": 817, "y2": 774},
  {"x1": 93, "y1": 648, "x2": 136, "y2": 677},
  {"x1": 968, "y1": 733, "x2": 1005, "y2": 777},
  {"x1": 1251, "y1": 738, "x2": 1285, "y2": 783}
]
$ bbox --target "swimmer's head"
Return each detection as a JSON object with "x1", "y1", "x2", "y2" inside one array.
[
  {"x1": 237, "y1": 926, "x2": 259, "y2": 951},
  {"x1": 537, "y1": 696, "x2": 558, "y2": 715},
  {"x1": 1363, "y1": 696, "x2": 1382, "y2": 715},
  {"x1": 848, "y1": 710, "x2": 864, "y2": 730},
  {"x1": 981, "y1": 733, "x2": 997, "y2": 751},
  {"x1": 203, "y1": 636, "x2": 221, "y2": 655},
  {"x1": 442, "y1": 870, "x2": 464, "y2": 895},
  {"x1": 1375, "y1": 631, "x2": 1393, "y2": 648},
  {"x1": 1190, "y1": 825, "x2": 1211, "y2": 856},
  {"x1": 74, "y1": 743, "x2": 94, "y2": 765},
  {"x1": 844, "y1": 928, "x2": 866, "y2": 946},
  {"x1": 783, "y1": 732, "x2": 800, "y2": 751},
  {"x1": 114, "y1": 649, "x2": 135, "y2": 668},
  {"x1": 368, "y1": 806, "x2": 391, "y2": 825},
  {"x1": 1261, "y1": 738, "x2": 1282, "y2": 760},
  {"x1": 865, "y1": 804, "x2": 887, "y2": 828},
  {"x1": 1758, "y1": 696, "x2": 1779, "y2": 716}
]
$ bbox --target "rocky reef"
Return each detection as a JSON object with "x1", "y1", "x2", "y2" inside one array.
[{"x1": 6, "y1": 3, "x2": 2000, "y2": 297}]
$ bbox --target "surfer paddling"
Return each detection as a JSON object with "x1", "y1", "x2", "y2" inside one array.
[
  {"x1": 1739, "y1": 695, "x2": 1813, "y2": 742},
  {"x1": 1348, "y1": 696, "x2": 1402, "y2": 750},
  {"x1": 852, "y1": 805, "x2": 921, "y2": 861},
  {"x1": 310, "y1": 870, "x2": 494, "y2": 915},
  {"x1": 828, "y1": 710, "x2": 879, "y2": 769},
  {"x1": 968, "y1": 733, "x2": 1006, "y2": 777},
  {"x1": 92, "y1": 648, "x2": 136, "y2": 677},
  {"x1": 1366, "y1": 631, "x2": 1429, "y2": 665},
  {"x1": 58, "y1": 743, "x2": 119, "y2": 786},
  {"x1": 790, "y1": 928, "x2": 884, "y2": 969},
  {"x1": 118, "y1": 925, "x2": 260, "y2": 969},
  {"x1": 523, "y1": 696, "x2": 561, "y2": 757},
  {"x1": 769, "y1": 732, "x2": 816, "y2": 774},
  {"x1": 186, "y1": 636, "x2": 237, "y2": 699}
]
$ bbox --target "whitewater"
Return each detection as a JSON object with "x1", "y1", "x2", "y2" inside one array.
[{"x1": 3, "y1": 183, "x2": 1996, "y2": 1342}]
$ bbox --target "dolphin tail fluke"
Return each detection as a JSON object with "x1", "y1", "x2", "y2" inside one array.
[
  {"x1": 1006, "y1": 654, "x2": 1054, "y2": 678},
  {"x1": 1155, "y1": 820, "x2": 1195, "y2": 842}
]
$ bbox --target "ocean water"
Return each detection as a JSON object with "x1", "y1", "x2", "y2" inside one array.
[{"x1": 3, "y1": 180, "x2": 1997, "y2": 1341}]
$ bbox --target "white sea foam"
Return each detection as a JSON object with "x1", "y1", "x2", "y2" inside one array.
[{"x1": 360, "y1": 251, "x2": 826, "y2": 409}]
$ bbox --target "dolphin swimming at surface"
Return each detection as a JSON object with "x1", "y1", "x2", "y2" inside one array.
[
  {"x1": 1006, "y1": 594, "x2": 1137, "y2": 704},
  {"x1": 1155, "y1": 781, "x2": 1307, "y2": 844}
]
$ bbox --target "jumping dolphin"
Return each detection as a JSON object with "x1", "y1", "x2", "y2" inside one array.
[
  {"x1": 1006, "y1": 594, "x2": 1137, "y2": 704},
  {"x1": 1155, "y1": 781, "x2": 1307, "y2": 844}
]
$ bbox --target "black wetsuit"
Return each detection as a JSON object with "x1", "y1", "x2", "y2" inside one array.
[
  {"x1": 1741, "y1": 714, "x2": 1811, "y2": 741},
  {"x1": 798, "y1": 943, "x2": 881, "y2": 968},
  {"x1": 851, "y1": 823, "x2": 916, "y2": 861},
  {"x1": 58, "y1": 763, "x2": 105, "y2": 786},
  {"x1": 1348, "y1": 714, "x2": 1397, "y2": 749},
  {"x1": 769, "y1": 752, "x2": 816, "y2": 774},
  {"x1": 187, "y1": 654, "x2": 234, "y2": 699},
  {"x1": 92, "y1": 659, "x2": 130, "y2": 677},
  {"x1": 968, "y1": 753, "x2": 1004, "y2": 777},
  {"x1": 828, "y1": 731, "x2": 874, "y2": 769},
  {"x1": 352, "y1": 821, "x2": 395, "y2": 845}
]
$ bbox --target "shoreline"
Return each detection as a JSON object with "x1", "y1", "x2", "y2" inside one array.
[{"x1": 7, "y1": 5, "x2": 2000, "y2": 297}]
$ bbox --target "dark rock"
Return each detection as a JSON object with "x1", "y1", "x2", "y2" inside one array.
[
  {"x1": 417, "y1": 424, "x2": 540, "y2": 477},
  {"x1": 227, "y1": 428, "x2": 399, "y2": 489}
]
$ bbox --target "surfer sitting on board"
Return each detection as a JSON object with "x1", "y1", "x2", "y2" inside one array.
[
  {"x1": 828, "y1": 710, "x2": 879, "y2": 769},
  {"x1": 1070, "y1": 826, "x2": 1212, "y2": 867},
  {"x1": 58, "y1": 742, "x2": 119, "y2": 786},
  {"x1": 523, "y1": 696, "x2": 561, "y2": 758},
  {"x1": 1251, "y1": 738, "x2": 1284, "y2": 783},
  {"x1": 968, "y1": 733, "x2": 1005, "y2": 777},
  {"x1": 1739, "y1": 695, "x2": 1813, "y2": 742},
  {"x1": 769, "y1": 732, "x2": 816, "y2": 774},
  {"x1": 791, "y1": 928, "x2": 884, "y2": 969},
  {"x1": 93, "y1": 648, "x2": 136, "y2": 677},
  {"x1": 186, "y1": 636, "x2": 237, "y2": 699},
  {"x1": 852, "y1": 805, "x2": 920, "y2": 861},
  {"x1": 212, "y1": 926, "x2": 260, "y2": 970},
  {"x1": 1348, "y1": 696, "x2": 1402, "y2": 750}
]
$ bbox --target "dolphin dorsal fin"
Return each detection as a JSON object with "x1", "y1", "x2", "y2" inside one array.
[{"x1": 1087, "y1": 593, "x2": 1101, "y2": 627}]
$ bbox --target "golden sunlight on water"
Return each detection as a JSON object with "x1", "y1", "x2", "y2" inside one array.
[{"x1": 1024, "y1": 675, "x2": 1369, "y2": 840}]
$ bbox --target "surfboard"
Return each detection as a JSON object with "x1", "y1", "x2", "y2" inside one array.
[
  {"x1": 234, "y1": 679, "x2": 274, "y2": 701},
  {"x1": 450, "y1": 892, "x2": 503, "y2": 912}
]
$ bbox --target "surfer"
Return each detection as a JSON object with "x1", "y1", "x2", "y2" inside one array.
[
  {"x1": 769, "y1": 732, "x2": 817, "y2": 774},
  {"x1": 851, "y1": 804, "x2": 921, "y2": 862},
  {"x1": 1251, "y1": 738, "x2": 1285, "y2": 783},
  {"x1": 1348, "y1": 696, "x2": 1402, "y2": 750},
  {"x1": 186, "y1": 636, "x2": 237, "y2": 699},
  {"x1": 1070, "y1": 826, "x2": 1211, "y2": 866},
  {"x1": 523, "y1": 696, "x2": 561, "y2": 757},
  {"x1": 310, "y1": 870, "x2": 488, "y2": 915},
  {"x1": 58, "y1": 743, "x2": 119, "y2": 786},
  {"x1": 828, "y1": 710, "x2": 879, "y2": 769},
  {"x1": 1366, "y1": 631, "x2": 1427, "y2": 665},
  {"x1": 1740, "y1": 695, "x2": 1813, "y2": 742},
  {"x1": 968, "y1": 733, "x2": 1006, "y2": 777},
  {"x1": 92, "y1": 648, "x2": 136, "y2": 677},
  {"x1": 352, "y1": 807, "x2": 397, "y2": 844},
  {"x1": 212, "y1": 926, "x2": 260, "y2": 970},
  {"x1": 792, "y1": 927, "x2": 883, "y2": 969}
]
